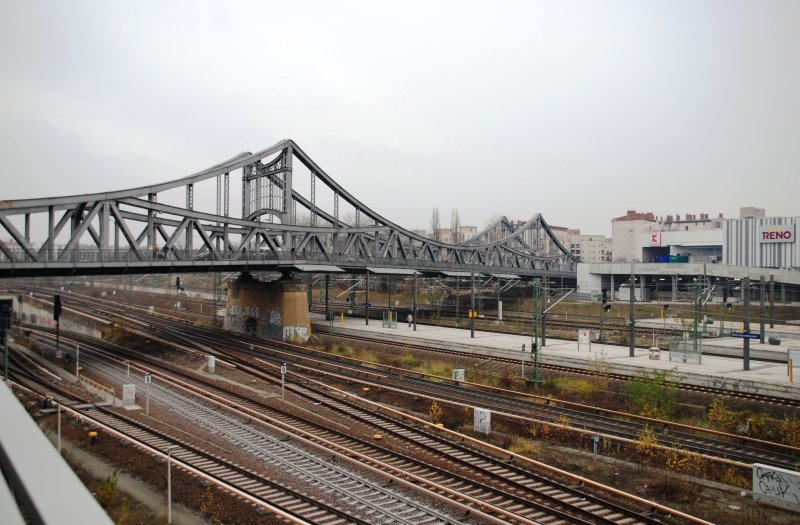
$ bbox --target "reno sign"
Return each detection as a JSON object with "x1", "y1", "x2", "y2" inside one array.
[{"x1": 760, "y1": 225, "x2": 795, "y2": 244}]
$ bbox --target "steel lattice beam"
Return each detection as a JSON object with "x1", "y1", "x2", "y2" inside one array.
[{"x1": 0, "y1": 139, "x2": 578, "y2": 278}]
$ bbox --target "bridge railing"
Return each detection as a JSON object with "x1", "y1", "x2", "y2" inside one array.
[{"x1": 0, "y1": 247, "x2": 576, "y2": 276}]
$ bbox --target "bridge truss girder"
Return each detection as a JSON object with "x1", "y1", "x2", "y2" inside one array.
[{"x1": 0, "y1": 140, "x2": 578, "y2": 279}]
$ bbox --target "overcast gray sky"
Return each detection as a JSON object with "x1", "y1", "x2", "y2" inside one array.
[{"x1": 1, "y1": 0, "x2": 798, "y2": 236}]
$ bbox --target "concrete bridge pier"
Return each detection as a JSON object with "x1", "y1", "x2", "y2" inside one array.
[{"x1": 223, "y1": 273, "x2": 310, "y2": 343}]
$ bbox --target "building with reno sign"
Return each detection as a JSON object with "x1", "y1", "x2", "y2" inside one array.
[
  {"x1": 611, "y1": 207, "x2": 799, "y2": 269},
  {"x1": 726, "y1": 217, "x2": 797, "y2": 268}
]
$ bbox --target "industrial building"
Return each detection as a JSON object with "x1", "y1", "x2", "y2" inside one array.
[
  {"x1": 611, "y1": 207, "x2": 798, "y2": 269},
  {"x1": 579, "y1": 207, "x2": 800, "y2": 302}
]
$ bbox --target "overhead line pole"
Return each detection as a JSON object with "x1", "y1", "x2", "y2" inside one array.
[
  {"x1": 413, "y1": 272, "x2": 417, "y2": 332},
  {"x1": 629, "y1": 266, "x2": 635, "y2": 357},
  {"x1": 470, "y1": 272, "x2": 475, "y2": 339},
  {"x1": 743, "y1": 276, "x2": 750, "y2": 371},
  {"x1": 541, "y1": 278, "x2": 547, "y2": 347},
  {"x1": 769, "y1": 274, "x2": 775, "y2": 329},
  {"x1": 759, "y1": 276, "x2": 765, "y2": 344}
]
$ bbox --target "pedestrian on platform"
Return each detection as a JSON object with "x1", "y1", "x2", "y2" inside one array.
[{"x1": 407, "y1": 313, "x2": 413, "y2": 327}]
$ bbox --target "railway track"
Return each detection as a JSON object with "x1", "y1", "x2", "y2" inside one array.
[
  {"x1": 20, "y1": 287, "x2": 800, "y2": 468},
  {"x1": 9, "y1": 352, "x2": 473, "y2": 525},
  {"x1": 317, "y1": 332, "x2": 800, "y2": 408},
  {"x1": 22, "y1": 327, "x2": 714, "y2": 525},
  {"x1": 11, "y1": 287, "x2": 798, "y2": 523},
  {"x1": 7, "y1": 361, "x2": 375, "y2": 524},
  {"x1": 34, "y1": 318, "x2": 800, "y2": 477},
  {"x1": 309, "y1": 304, "x2": 684, "y2": 339},
  {"x1": 140, "y1": 331, "x2": 800, "y2": 471},
  {"x1": 210, "y1": 333, "x2": 800, "y2": 471}
]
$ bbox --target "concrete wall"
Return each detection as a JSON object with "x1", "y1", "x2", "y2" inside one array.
[
  {"x1": 17, "y1": 297, "x2": 105, "y2": 339},
  {"x1": 611, "y1": 219, "x2": 651, "y2": 262},
  {"x1": 223, "y1": 275, "x2": 310, "y2": 342},
  {"x1": 576, "y1": 264, "x2": 602, "y2": 295},
  {"x1": 752, "y1": 463, "x2": 800, "y2": 511}
]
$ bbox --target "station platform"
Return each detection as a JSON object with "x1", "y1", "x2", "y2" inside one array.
[{"x1": 310, "y1": 314, "x2": 800, "y2": 402}]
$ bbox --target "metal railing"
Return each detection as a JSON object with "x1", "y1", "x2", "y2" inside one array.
[
  {"x1": 0, "y1": 382, "x2": 114, "y2": 525},
  {"x1": 0, "y1": 248, "x2": 576, "y2": 277}
]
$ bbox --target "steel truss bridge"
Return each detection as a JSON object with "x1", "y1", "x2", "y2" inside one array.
[{"x1": 0, "y1": 140, "x2": 578, "y2": 280}]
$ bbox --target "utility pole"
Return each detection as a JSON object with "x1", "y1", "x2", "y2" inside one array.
[
  {"x1": 455, "y1": 276, "x2": 460, "y2": 325},
  {"x1": 743, "y1": 276, "x2": 750, "y2": 371},
  {"x1": 496, "y1": 278, "x2": 501, "y2": 321},
  {"x1": 691, "y1": 280, "x2": 701, "y2": 354},
  {"x1": 1, "y1": 299, "x2": 9, "y2": 382},
  {"x1": 365, "y1": 272, "x2": 369, "y2": 325},
  {"x1": 702, "y1": 265, "x2": 708, "y2": 335},
  {"x1": 213, "y1": 272, "x2": 222, "y2": 325},
  {"x1": 528, "y1": 278, "x2": 542, "y2": 383},
  {"x1": 470, "y1": 272, "x2": 475, "y2": 338},
  {"x1": 759, "y1": 276, "x2": 765, "y2": 343},
  {"x1": 629, "y1": 267, "x2": 635, "y2": 357},
  {"x1": 769, "y1": 275, "x2": 775, "y2": 329},
  {"x1": 600, "y1": 288, "x2": 608, "y2": 342},
  {"x1": 413, "y1": 272, "x2": 418, "y2": 331},
  {"x1": 54, "y1": 294, "x2": 62, "y2": 356},
  {"x1": 325, "y1": 274, "x2": 331, "y2": 334},
  {"x1": 541, "y1": 279, "x2": 547, "y2": 347},
  {"x1": 306, "y1": 274, "x2": 313, "y2": 311}
]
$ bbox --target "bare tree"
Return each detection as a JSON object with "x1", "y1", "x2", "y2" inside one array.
[
  {"x1": 431, "y1": 207, "x2": 440, "y2": 241},
  {"x1": 484, "y1": 213, "x2": 503, "y2": 242},
  {"x1": 450, "y1": 208, "x2": 461, "y2": 244}
]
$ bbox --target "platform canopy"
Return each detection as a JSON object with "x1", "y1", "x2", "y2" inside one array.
[
  {"x1": 441, "y1": 271, "x2": 477, "y2": 277},
  {"x1": 366, "y1": 267, "x2": 420, "y2": 275},
  {"x1": 490, "y1": 273, "x2": 521, "y2": 279},
  {"x1": 293, "y1": 264, "x2": 344, "y2": 273}
]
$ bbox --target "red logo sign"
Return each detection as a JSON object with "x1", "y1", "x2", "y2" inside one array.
[
  {"x1": 649, "y1": 233, "x2": 661, "y2": 246},
  {"x1": 761, "y1": 230, "x2": 792, "y2": 240}
]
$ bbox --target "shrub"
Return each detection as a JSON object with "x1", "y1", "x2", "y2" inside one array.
[
  {"x1": 626, "y1": 369, "x2": 676, "y2": 418},
  {"x1": 95, "y1": 469, "x2": 119, "y2": 508},
  {"x1": 635, "y1": 425, "x2": 660, "y2": 462},
  {"x1": 665, "y1": 448, "x2": 707, "y2": 478},
  {"x1": 508, "y1": 436, "x2": 541, "y2": 456},
  {"x1": 399, "y1": 348, "x2": 418, "y2": 367},
  {"x1": 780, "y1": 417, "x2": 800, "y2": 447},
  {"x1": 428, "y1": 400, "x2": 443, "y2": 424},
  {"x1": 707, "y1": 398, "x2": 735, "y2": 432}
]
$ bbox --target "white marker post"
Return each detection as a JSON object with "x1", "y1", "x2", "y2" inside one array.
[
  {"x1": 473, "y1": 407, "x2": 491, "y2": 434},
  {"x1": 521, "y1": 344, "x2": 526, "y2": 378},
  {"x1": 280, "y1": 363, "x2": 287, "y2": 401},
  {"x1": 578, "y1": 329, "x2": 592, "y2": 352},
  {"x1": 144, "y1": 372, "x2": 152, "y2": 414}
]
